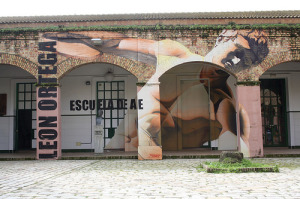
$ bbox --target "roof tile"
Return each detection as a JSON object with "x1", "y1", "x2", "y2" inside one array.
[{"x1": 0, "y1": 10, "x2": 299, "y2": 24}]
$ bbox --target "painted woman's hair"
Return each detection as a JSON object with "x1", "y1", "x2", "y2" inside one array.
[
  {"x1": 216, "y1": 29, "x2": 269, "y2": 69},
  {"x1": 239, "y1": 29, "x2": 269, "y2": 65}
]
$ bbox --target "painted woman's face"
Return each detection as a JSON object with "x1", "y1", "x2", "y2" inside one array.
[{"x1": 214, "y1": 38, "x2": 251, "y2": 68}]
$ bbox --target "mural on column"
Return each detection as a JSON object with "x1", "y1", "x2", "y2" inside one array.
[{"x1": 42, "y1": 29, "x2": 269, "y2": 158}]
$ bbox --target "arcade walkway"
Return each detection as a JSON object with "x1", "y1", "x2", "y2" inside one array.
[{"x1": 1, "y1": 147, "x2": 300, "y2": 161}]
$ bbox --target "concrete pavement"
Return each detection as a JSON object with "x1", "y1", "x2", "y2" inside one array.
[{"x1": 0, "y1": 158, "x2": 300, "y2": 199}]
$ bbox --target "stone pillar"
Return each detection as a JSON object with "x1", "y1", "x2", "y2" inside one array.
[
  {"x1": 236, "y1": 84, "x2": 263, "y2": 157},
  {"x1": 36, "y1": 86, "x2": 61, "y2": 160},
  {"x1": 137, "y1": 81, "x2": 162, "y2": 160}
]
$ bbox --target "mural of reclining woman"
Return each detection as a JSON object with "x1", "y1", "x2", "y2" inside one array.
[
  {"x1": 43, "y1": 29, "x2": 268, "y2": 156},
  {"x1": 129, "y1": 29, "x2": 268, "y2": 156},
  {"x1": 157, "y1": 30, "x2": 269, "y2": 154}
]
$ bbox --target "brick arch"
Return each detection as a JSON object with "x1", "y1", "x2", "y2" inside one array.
[
  {"x1": 236, "y1": 50, "x2": 299, "y2": 81},
  {"x1": 158, "y1": 61, "x2": 237, "y2": 80},
  {"x1": 258, "y1": 51, "x2": 294, "y2": 78},
  {"x1": 57, "y1": 53, "x2": 156, "y2": 81},
  {"x1": 0, "y1": 53, "x2": 38, "y2": 78}
]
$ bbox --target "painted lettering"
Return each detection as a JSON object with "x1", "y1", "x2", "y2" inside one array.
[
  {"x1": 38, "y1": 66, "x2": 57, "y2": 74},
  {"x1": 107, "y1": 99, "x2": 113, "y2": 109},
  {"x1": 89, "y1": 100, "x2": 95, "y2": 110},
  {"x1": 117, "y1": 99, "x2": 124, "y2": 109},
  {"x1": 39, "y1": 141, "x2": 57, "y2": 149},
  {"x1": 38, "y1": 87, "x2": 57, "y2": 98},
  {"x1": 38, "y1": 100, "x2": 57, "y2": 110},
  {"x1": 38, "y1": 129, "x2": 58, "y2": 140},
  {"x1": 130, "y1": 99, "x2": 136, "y2": 109},
  {"x1": 69, "y1": 99, "x2": 144, "y2": 111},
  {"x1": 75, "y1": 100, "x2": 81, "y2": 111},
  {"x1": 98, "y1": 99, "x2": 103, "y2": 109},
  {"x1": 38, "y1": 54, "x2": 57, "y2": 65},
  {"x1": 70, "y1": 100, "x2": 75, "y2": 111},
  {"x1": 82, "y1": 100, "x2": 89, "y2": 111},
  {"x1": 38, "y1": 41, "x2": 57, "y2": 52},
  {"x1": 124, "y1": 99, "x2": 128, "y2": 109},
  {"x1": 38, "y1": 116, "x2": 57, "y2": 127},
  {"x1": 138, "y1": 99, "x2": 143, "y2": 109},
  {"x1": 37, "y1": 41, "x2": 59, "y2": 160}
]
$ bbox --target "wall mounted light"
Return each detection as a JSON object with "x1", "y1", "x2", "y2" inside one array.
[
  {"x1": 85, "y1": 81, "x2": 91, "y2": 85},
  {"x1": 104, "y1": 71, "x2": 114, "y2": 82}
]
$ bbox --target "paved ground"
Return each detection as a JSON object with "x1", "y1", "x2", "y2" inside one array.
[{"x1": 0, "y1": 158, "x2": 299, "y2": 199}]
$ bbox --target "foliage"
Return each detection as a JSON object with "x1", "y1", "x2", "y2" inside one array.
[
  {"x1": 197, "y1": 159, "x2": 279, "y2": 173},
  {"x1": 136, "y1": 82, "x2": 146, "y2": 86},
  {"x1": 237, "y1": 81, "x2": 261, "y2": 86},
  {"x1": 0, "y1": 23, "x2": 299, "y2": 34},
  {"x1": 205, "y1": 159, "x2": 268, "y2": 168},
  {"x1": 35, "y1": 83, "x2": 60, "y2": 87}
]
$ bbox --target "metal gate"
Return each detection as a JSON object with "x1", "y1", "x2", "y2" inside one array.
[
  {"x1": 260, "y1": 79, "x2": 287, "y2": 146},
  {"x1": 96, "y1": 81, "x2": 125, "y2": 148}
]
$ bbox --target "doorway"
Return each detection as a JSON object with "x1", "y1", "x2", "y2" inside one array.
[
  {"x1": 17, "y1": 109, "x2": 32, "y2": 149},
  {"x1": 96, "y1": 81, "x2": 126, "y2": 148},
  {"x1": 178, "y1": 78, "x2": 211, "y2": 149},
  {"x1": 160, "y1": 75, "x2": 212, "y2": 150},
  {"x1": 260, "y1": 79, "x2": 287, "y2": 146},
  {"x1": 16, "y1": 83, "x2": 36, "y2": 150}
]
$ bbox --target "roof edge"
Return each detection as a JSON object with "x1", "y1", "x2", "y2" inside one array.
[{"x1": 0, "y1": 10, "x2": 299, "y2": 24}]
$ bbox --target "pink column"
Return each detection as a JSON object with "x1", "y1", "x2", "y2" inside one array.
[
  {"x1": 237, "y1": 85, "x2": 263, "y2": 157},
  {"x1": 137, "y1": 82, "x2": 162, "y2": 160},
  {"x1": 36, "y1": 86, "x2": 61, "y2": 160}
]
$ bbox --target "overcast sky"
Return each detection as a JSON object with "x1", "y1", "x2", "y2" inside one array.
[{"x1": 1, "y1": 0, "x2": 299, "y2": 17}]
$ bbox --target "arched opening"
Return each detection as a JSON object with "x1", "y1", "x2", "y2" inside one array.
[
  {"x1": 0, "y1": 64, "x2": 36, "y2": 152},
  {"x1": 260, "y1": 61, "x2": 300, "y2": 148},
  {"x1": 59, "y1": 62, "x2": 138, "y2": 154},
  {"x1": 159, "y1": 61, "x2": 238, "y2": 151}
]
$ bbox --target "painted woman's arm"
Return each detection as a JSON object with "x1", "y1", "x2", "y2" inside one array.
[{"x1": 118, "y1": 38, "x2": 192, "y2": 58}]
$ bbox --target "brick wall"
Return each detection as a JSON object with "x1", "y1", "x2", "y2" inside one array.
[{"x1": 0, "y1": 27, "x2": 299, "y2": 81}]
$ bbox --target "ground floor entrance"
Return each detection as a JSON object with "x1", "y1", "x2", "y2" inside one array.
[
  {"x1": 16, "y1": 83, "x2": 36, "y2": 150},
  {"x1": 96, "y1": 81, "x2": 126, "y2": 148},
  {"x1": 159, "y1": 62, "x2": 237, "y2": 151},
  {"x1": 260, "y1": 79, "x2": 288, "y2": 147}
]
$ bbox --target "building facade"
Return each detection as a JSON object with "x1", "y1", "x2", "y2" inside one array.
[{"x1": 0, "y1": 11, "x2": 299, "y2": 159}]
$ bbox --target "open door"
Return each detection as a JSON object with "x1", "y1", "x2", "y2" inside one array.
[
  {"x1": 16, "y1": 83, "x2": 36, "y2": 150},
  {"x1": 17, "y1": 109, "x2": 32, "y2": 150},
  {"x1": 261, "y1": 79, "x2": 287, "y2": 146}
]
